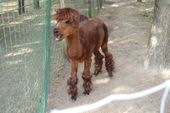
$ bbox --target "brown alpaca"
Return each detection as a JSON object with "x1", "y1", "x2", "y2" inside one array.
[{"x1": 53, "y1": 8, "x2": 115, "y2": 100}]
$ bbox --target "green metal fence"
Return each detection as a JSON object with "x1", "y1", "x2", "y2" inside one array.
[
  {"x1": 0, "y1": 0, "x2": 102, "y2": 113},
  {"x1": 55, "y1": 0, "x2": 102, "y2": 17},
  {"x1": 0, "y1": 0, "x2": 52, "y2": 113}
]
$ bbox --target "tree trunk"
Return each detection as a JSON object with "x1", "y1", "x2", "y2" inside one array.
[
  {"x1": 145, "y1": 0, "x2": 170, "y2": 71},
  {"x1": 18, "y1": 0, "x2": 25, "y2": 15}
]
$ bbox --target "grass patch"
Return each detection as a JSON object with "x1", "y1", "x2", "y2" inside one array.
[{"x1": 140, "y1": 9, "x2": 153, "y2": 18}]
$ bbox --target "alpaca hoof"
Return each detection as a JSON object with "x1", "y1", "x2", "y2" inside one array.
[
  {"x1": 83, "y1": 91, "x2": 89, "y2": 95},
  {"x1": 108, "y1": 71, "x2": 113, "y2": 77},
  {"x1": 71, "y1": 95, "x2": 77, "y2": 100},
  {"x1": 94, "y1": 69, "x2": 101, "y2": 76}
]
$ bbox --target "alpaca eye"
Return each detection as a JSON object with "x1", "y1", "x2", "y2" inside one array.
[{"x1": 65, "y1": 20, "x2": 72, "y2": 25}]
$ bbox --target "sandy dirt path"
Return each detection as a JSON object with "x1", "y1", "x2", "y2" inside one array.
[{"x1": 47, "y1": 0, "x2": 170, "y2": 113}]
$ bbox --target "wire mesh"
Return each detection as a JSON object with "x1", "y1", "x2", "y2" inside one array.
[
  {"x1": 52, "y1": 0, "x2": 102, "y2": 17},
  {"x1": 0, "y1": 0, "x2": 52, "y2": 113}
]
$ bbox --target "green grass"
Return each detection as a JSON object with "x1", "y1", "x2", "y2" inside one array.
[{"x1": 141, "y1": 9, "x2": 153, "y2": 17}]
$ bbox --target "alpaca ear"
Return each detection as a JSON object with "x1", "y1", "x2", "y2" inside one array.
[
  {"x1": 80, "y1": 14, "x2": 88, "y2": 22},
  {"x1": 55, "y1": 9, "x2": 58, "y2": 13},
  {"x1": 52, "y1": 13, "x2": 56, "y2": 20},
  {"x1": 52, "y1": 11, "x2": 57, "y2": 20},
  {"x1": 55, "y1": 9, "x2": 60, "y2": 14},
  {"x1": 54, "y1": 9, "x2": 60, "y2": 20}
]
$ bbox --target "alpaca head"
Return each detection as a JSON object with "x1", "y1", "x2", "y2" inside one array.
[{"x1": 53, "y1": 7, "x2": 80, "y2": 41}]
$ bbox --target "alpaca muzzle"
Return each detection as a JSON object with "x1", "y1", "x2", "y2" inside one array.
[{"x1": 53, "y1": 28, "x2": 63, "y2": 41}]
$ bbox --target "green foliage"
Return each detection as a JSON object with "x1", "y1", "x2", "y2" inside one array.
[{"x1": 141, "y1": 9, "x2": 153, "y2": 17}]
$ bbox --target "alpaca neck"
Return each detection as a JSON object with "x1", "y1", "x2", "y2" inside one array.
[{"x1": 67, "y1": 29, "x2": 83, "y2": 59}]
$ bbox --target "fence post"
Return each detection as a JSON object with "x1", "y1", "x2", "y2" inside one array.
[
  {"x1": 41, "y1": 0, "x2": 52, "y2": 113},
  {"x1": 97, "y1": 0, "x2": 100, "y2": 11},
  {"x1": 34, "y1": 0, "x2": 40, "y2": 9},
  {"x1": 99, "y1": 0, "x2": 103, "y2": 8},
  {"x1": 18, "y1": 0, "x2": 25, "y2": 15},
  {"x1": 60, "y1": 0, "x2": 65, "y2": 8},
  {"x1": 137, "y1": 0, "x2": 142, "y2": 2},
  {"x1": 88, "y1": 0, "x2": 92, "y2": 17}
]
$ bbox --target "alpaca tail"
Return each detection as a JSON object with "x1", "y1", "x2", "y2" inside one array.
[
  {"x1": 101, "y1": 23, "x2": 115, "y2": 76},
  {"x1": 102, "y1": 23, "x2": 109, "y2": 48}
]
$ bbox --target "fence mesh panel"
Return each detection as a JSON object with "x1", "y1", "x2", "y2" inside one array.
[
  {"x1": 0, "y1": 0, "x2": 102, "y2": 113},
  {"x1": 0, "y1": 0, "x2": 52, "y2": 113}
]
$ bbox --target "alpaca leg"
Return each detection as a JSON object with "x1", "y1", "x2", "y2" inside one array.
[
  {"x1": 105, "y1": 53, "x2": 114, "y2": 77},
  {"x1": 102, "y1": 44, "x2": 115, "y2": 77},
  {"x1": 67, "y1": 60, "x2": 78, "y2": 100},
  {"x1": 93, "y1": 51, "x2": 104, "y2": 76},
  {"x1": 82, "y1": 58, "x2": 92, "y2": 95}
]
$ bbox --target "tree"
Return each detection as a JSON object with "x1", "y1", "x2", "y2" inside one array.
[
  {"x1": 145, "y1": 0, "x2": 170, "y2": 71},
  {"x1": 18, "y1": 0, "x2": 25, "y2": 15}
]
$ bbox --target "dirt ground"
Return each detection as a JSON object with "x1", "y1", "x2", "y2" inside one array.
[{"x1": 47, "y1": 0, "x2": 170, "y2": 113}]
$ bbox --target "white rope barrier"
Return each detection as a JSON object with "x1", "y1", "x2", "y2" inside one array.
[
  {"x1": 51, "y1": 80, "x2": 170, "y2": 113},
  {"x1": 160, "y1": 81, "x2": 170, "y2": 113}
]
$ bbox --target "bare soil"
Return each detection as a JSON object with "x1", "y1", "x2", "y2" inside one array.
[{"x1": 47, "y1": 0, "x2": 170, "y2": 113}]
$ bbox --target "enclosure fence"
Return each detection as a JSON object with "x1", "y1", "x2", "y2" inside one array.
[
  {"x1": 51, "y1": 80, "x2": 170, "y2": 113},
  {"x1": 0, "y1": 0, "x2": 102, "y2": 113},
  {"x1": 0, "y1": 0, "x2": 52, "y2": 113}
]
